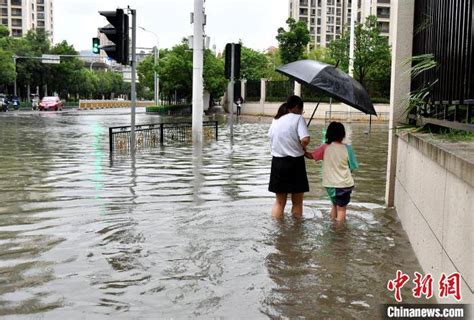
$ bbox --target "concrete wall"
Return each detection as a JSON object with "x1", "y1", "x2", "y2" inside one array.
[
  {"x1": 394, "y1": 132, "x2": 473, "y2": 304},
  {"x1": 240, "y1": 102, "x2": 390, "y2": 122}
]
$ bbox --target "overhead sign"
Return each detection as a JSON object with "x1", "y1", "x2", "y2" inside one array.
[{"x1": 42, "y1": 54, "x2": 60, "y2": 64}]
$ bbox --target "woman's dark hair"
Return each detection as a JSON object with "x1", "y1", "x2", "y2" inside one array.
[
  {"x1": 274, "y1": 95, "x2": 304, "y2": 119},
  {"x1": 325, "y1": 121, "x2": 346, "y2": 144}
]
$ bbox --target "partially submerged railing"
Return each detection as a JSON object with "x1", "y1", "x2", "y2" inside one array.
[{"x1": 109, "y1": 121, "x2": 218, "y2": 152}]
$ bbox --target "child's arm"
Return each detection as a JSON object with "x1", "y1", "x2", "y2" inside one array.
[
  {"x1": 346, "y1": 145, "x2": 359, "y2": 171},
  {"x1": 307, "y1": 144, "x2": 328, "y2": 161}
]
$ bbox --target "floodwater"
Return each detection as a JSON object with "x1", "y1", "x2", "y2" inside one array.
[{"x1": 0, "y1": 108, "x2": 425, "y2": 319}]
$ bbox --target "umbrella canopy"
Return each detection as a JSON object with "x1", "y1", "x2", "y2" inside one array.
[{"x1": 276, "y1": 59, "x2": 377, "y2": 115}]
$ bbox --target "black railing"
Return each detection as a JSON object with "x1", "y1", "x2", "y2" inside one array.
[
  {"x1": 412, "y1": 0, "x2": 474, "y2": 132},
  {"x1": 109, "y1": 121, "x2": 219, "y2": 152}
]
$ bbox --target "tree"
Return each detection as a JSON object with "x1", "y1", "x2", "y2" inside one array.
[
  {"x1": 0, "y1": 48, "x2": 15, "y2": 88},
  {"x1": 239, "y1": 46, "x2": 272, "y2": 80},
  {"x1": 0, "y1": 25, "x2": 9, "y2": 38},
  {"x1": 306, "y1": 46, "x2": 336, "y2": 65},
  {"x1": 276, "y1": 18, "x2": 310, "y2": 64},
  {"x1": 328, "y1": 15, "x2": 391, "y2": 88}
]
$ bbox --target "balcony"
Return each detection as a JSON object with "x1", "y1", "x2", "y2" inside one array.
[
  {"x1": 377, "y1": 7, "x2": 390, "y2": 18},
  {"x1": 11, "y1": 0, "x2": 21, "y2": 6},
  {"x1": 378, "y1": 0, "x2": 390, "y2": 3}
]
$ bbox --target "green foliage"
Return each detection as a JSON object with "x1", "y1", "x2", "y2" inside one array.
[
  {"x1": 239, "y1": 46, "x2": 271, "y2": 80},
  {"x1": 276, "y1": 18, "x2": 311, "y2": 64},
  {"x1": 328, "y1": 15, "x2": 391, "y2": 88},
  {"x1": 402, "y1": 53, "x2": 438, "y2": 116},
  {"x1": 0, "y1": 25, "x2": 9, "y2": 38},
  {"x1": 0, "y1": 48, "x2": 15, "y2": 86},
  {"x1": 306, "y1": 46, "x2": 336, "y2": 65},
  {"x1": 140, "y1": 42, "x2": 227, "y2": 102}
]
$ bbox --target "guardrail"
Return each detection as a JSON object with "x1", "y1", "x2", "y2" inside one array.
[
  {"x1": 325, "y1": 111, "x2": 390, "y2": 122},
  {"x1": 79, "y1": 100, "x2": 155, "y2": 110},
  {"x1": 109, "y1": 121, "x2": 219, "y2": 152}
]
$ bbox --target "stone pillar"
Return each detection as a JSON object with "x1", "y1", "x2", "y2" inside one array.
[
  {"x1": 241, "y1": 79, "x2": 247, "y2": 101},
  {"x1": 294, "y1": 81, "x2": 301, "y2": 97},
  {"x1": 260, "y1": 78, "x2": 267, "y2": 114},
  {"x1": 385, "y1": 0, "x2": 415, "y2": 207}
]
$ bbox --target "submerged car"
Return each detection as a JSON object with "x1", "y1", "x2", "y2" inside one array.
[{"x1": 39, "y1": 96, "x2": 63, "y2": 111}]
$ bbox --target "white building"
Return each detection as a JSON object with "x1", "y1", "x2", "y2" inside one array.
[
  {"x1": 289, "y1": 0, "x2": 391, "y2": 48},
  {"x1": 0, "y1": 0, "x2": 54, "y2": 41}
]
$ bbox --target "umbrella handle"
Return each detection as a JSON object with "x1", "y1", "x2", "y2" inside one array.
[{"x1": 307, "y1": 97, "x2": 322, "y2": 127}]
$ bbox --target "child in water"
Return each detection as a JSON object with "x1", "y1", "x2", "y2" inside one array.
[{"x1": 305, "y1": 122, "x2": 358, "y2": 223}]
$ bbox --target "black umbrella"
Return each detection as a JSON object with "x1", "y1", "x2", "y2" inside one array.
[{"x1": 276, "y1": 59, "x2": 376, "y2": 126}]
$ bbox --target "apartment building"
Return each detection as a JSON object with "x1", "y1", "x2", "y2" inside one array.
[
  {"x1": 289, "y1": 0, "x2": 391, "y2": 47},
  {"x1": 0, "y1": 0, "x2": 54, "y2": 40}
]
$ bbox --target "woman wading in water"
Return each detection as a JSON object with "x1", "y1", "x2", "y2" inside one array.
[{"x1": 268, "y1": 95, "x2": 310, "y2": 219}]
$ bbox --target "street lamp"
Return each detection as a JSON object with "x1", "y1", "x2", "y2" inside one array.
[{"x1": 139, "y1": 26, "x2": 159, "y2": 106}]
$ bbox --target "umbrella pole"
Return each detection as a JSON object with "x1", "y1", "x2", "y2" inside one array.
[
  {"x1": 307, "y1": 97, "x2": 322, "y2": 127},
  {"x1": 369, "y1": 114, "x2": 372, "y2": 133}
]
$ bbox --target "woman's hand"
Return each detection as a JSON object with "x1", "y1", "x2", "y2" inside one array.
[{"x1": 304, "y1": 151, "x2": 313, "y2": 159}]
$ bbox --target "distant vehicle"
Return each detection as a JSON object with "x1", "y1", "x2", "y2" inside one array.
[
  {"x1": 39, "y1": 96, "x2": 63, "y2": 111},
  {"x1": 8, "y1": 96, "x2": 20, "y2": 110}
]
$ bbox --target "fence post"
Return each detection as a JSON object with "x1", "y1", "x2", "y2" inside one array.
[
  {"x1": 109, "y1": 127, "x2": 113, "y2": 153},
  {"x1": 260, "y1": 78, "x2": 267, "y2": 114},
  {"x1": 160, "y1": 123, "x2": 164, "y2": 145}
]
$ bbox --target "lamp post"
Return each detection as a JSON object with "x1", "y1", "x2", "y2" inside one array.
[{"x1": 139, "y1": 26, "x2": 159, "y2": 105}]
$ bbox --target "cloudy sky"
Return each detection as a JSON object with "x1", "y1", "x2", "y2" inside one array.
[{"x1": 54, "y1": 0, "x2": 289, "y2": 53}]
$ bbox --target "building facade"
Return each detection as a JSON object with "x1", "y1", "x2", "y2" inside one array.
[
  {"x1": 0, "y1": 0, "x2": 54, "y2": 40},
  {"x1": 288, "y1": 0, "x2": 391, "y2": 47}
]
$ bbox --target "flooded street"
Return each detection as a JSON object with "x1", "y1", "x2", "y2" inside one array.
[{"x1": 0, "y1": 109, "x2": 424, "y2": 319}]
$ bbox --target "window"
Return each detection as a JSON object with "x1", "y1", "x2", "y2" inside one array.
[
  {"x1": 378, "y1": 0, "x2": 390, "y2": 3},
  {"x1": 12, "y1": 18, "x2": 21, "y2": 26},
  {"x1": 377, "y1": 6, "x2": 390, "y2": 18},
  {"x1": 328, "y1": 0, "x2": 334, "y2": 5},
  {"x1": 299, "y1": 17, "x2": 308, "y2": 24},
  {"x1": 11, "y1": 0, "x2": 21, "y2": 6},
  {"x1": 37, "y1": 12, "x2": 44, "y2": 19},
  {"x1": 300, "y1": 8, "x2": 308, "y2": 15},
  {"x1": 38, "y1": 5, "x2": 44, "y2": 12},
  {"x1": 378, "y1": 21, "x2": 390, "y2": 33},
  {"x1": 317, "y1": 36, "x2": 321, "y2": 43},
  {"x1": 1, "y1": 18, "x2": 7, "y2": 25},
  {"x1": 11, "y1": 8, "x2": 22, "y2": 16},
  {"x1": 300, "y1": 0, "x2": 308, "y2": 6},
  {"x1": 317, "y1": 18, "x2": 321, "y2": 25},
  {"x1": 326, "y1": 25, "x2": 334, "y2": 33},
  {"x1": 336, "y1": 8, "x2": 341, "y2": 15},
  {"x1": 37, "y1": 20, "x2": 44, "y2": 26},
  {"x1": 328, "y1": 16, "x2": 334, "y2": 24},
  {"x1": 327, "y1": 7, "x2": 334, "y2": 15},
  {"x1": 12, "y1": 29, "x2": 22, "y2": 37},
  {"x1": 1, "y1": 8, "x2": 7, "y2": 16},
  {"x1": 326, "y1": 35, "x2": 334, "y2": 42},
  {"x1": 37, "y1": 0, "x2": 44, "y2": 4}
]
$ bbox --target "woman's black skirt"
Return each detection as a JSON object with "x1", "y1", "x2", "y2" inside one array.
[{"x1": 268, "y1": 156, "x2": 309, "y2": 194}]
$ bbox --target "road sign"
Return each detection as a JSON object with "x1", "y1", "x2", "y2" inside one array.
[{"x1": 42, "y1": 54, "x2": 60, "y2": 64}]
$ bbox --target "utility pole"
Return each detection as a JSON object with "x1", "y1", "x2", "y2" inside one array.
[
  {"x1": 348, "y1": 0, "x2": 357, "y2": 121},
  {"x1": 228, "y1": 44, "x2": 235, "y2": 139},
  {"x1": 154, "y1": 46, "x2": 159, "y2": 106},
  {"x1": 130, "y1": 8, "x2": 137, "y2": 154},
  {"x1": 192, "y1": 0, "x2": 204, "y2": 144},
  {"x1": 13, "y1": 55, "x2": 17, "y2": 97}
]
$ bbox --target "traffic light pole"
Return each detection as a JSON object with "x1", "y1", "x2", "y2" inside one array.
[
  {"x1": 228, "y1": 43, "x2": 235, "y2": 140},
  {"x1": 130, "y1": 8, "x2": 137, "y2": 155},
  {"x1": 192, "y1": 0, "x2": 204, "y2": 144}
]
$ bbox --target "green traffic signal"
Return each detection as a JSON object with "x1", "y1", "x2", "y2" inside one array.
[{"x1": 92, "y1": 37, "x2": 100, "y2": 54}]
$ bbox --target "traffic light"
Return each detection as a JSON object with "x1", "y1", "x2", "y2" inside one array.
[
  {"x1": 98, "y1": 9, "x2": 129, "y2": 65},
  {"x1": 92, "y1": 37, "x2": 100, "y2": 54},
  {"x1": 224, "y1": 43, "x2": 241, "y2": 80}
]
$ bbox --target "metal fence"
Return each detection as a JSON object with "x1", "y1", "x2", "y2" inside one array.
[
  {"x1": 108, "y1": 121, "x2": 219, "y2": 152},
  {"x1": 245, "y1": 80, "x2": 261, "y2": 101},
  {"x1": 412, "y1": 0, "x2": 474, "y2": 131},
  {"x1": 266, "y1": 80, "x2": 294, "y2": 102}
]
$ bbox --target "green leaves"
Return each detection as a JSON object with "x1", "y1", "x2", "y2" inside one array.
[{"x1": 276, "y1": 18, "x2": 311, "y2": 65}]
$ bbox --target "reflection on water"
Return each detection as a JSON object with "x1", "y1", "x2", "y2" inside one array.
[{"x1": 0, "y1": 109, "x2": 425, "y2": 318}]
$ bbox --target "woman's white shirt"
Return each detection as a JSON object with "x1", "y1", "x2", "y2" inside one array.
[{"x1": 268, "y1": 113, "x2": 310, "y2": 157}]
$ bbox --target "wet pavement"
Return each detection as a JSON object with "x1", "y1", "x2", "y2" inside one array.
[{"x1": 0, "y1": 108, "x2": 426, "y2": 319}]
